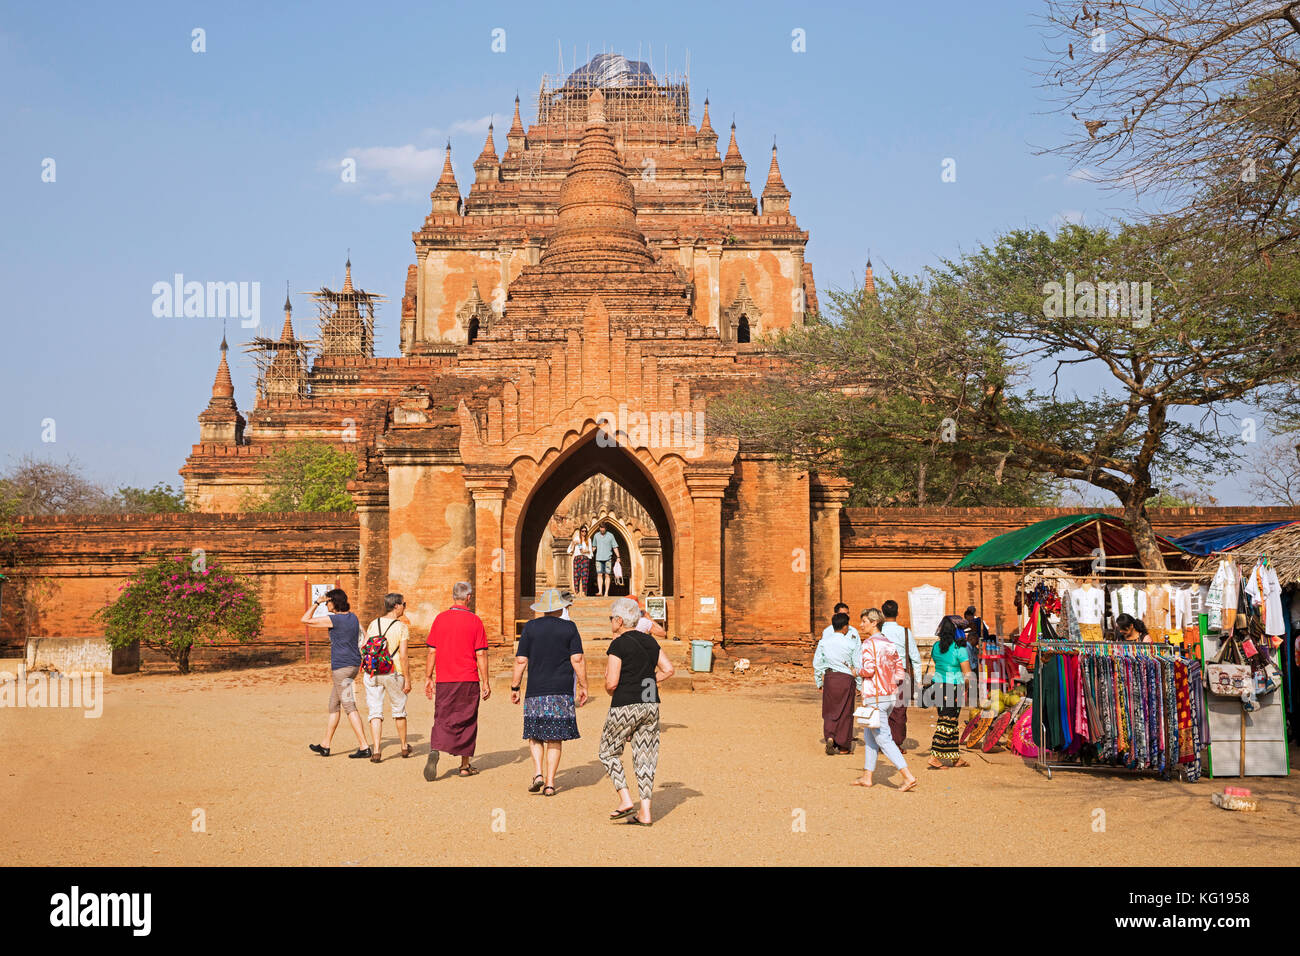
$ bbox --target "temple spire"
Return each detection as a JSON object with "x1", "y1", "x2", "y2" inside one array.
[
  {"x1": 211, "y1": 334, "x2": 235, "y2": 400},
  {"x1": 342, "y1": 256, "x2": 353, "y2": 294},
  {"x1": 722, "y1": 121, "x2": 747, "y2": 183},
  {"x1": 474, "y1": 121, "x2": 500, "y2": 184},
  {"x1": 507, "y1": 94, "x2": 526, "y2": 151},
  {"x1": 279, "y1": 282, "x2": 296, "y2": 341},
  {"x1": 762, "y1": 141, "x2": 791, "y2": 214},
  {"x1": 430, "y1": 140, "x2": 462, "y2": 214}
]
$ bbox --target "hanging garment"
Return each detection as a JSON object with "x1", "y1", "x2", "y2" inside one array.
[
  {"x1": 1147, "y1": 586, "x2": 1171, "y2": 642},
  {"x1": 1111, "y1": 584, "x2": 1148, "y2": 621},
  {"x1": 1071, "y1": 585, "x2": 1105, "y2": 625},
  {"x1": 1245, "y1": 561, "x2": 1286, "y2": 638},
  {"x1": 1210, "y1": 559, "x2": 1239, "y2": 631},
  {"x1": 1172, "y1": 587, "x2": 1195, "y2": 630}
]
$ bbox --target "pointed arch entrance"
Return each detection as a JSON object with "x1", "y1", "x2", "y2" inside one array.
[{"x1": 517, "y1": 434, "x2": 675, "y2": 600}]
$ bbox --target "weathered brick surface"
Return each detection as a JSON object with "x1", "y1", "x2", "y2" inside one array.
[{"x1": 0, "y1": 513, "x2": 358, "y2": 652}]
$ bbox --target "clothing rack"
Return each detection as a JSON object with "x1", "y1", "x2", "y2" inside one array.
[{"x1": 1034, "y1": 639, "x2": 1199, "y2": 781}]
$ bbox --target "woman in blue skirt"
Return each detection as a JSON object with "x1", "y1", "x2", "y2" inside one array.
[{"x1": 510, "y1": 589, "x2": 588, "y2": 796}]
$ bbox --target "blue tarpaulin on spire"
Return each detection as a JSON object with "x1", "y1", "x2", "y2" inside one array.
[{"x1": 1171, "y1": 522, "x2": 1298, "y2": 557}]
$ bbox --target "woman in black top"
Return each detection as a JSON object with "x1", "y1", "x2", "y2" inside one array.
[
  {"x1": 598, "y1": 596, "x2": 675, "y2": 826},
  {"x1": 511, "y1": 589, "x2": 589, "y2": 796}
]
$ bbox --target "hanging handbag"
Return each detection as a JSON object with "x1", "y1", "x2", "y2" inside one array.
[
  {"x1": 1206, "y1": 634, "x2": 1251, "y2": 698},
  {"x1": 853, "y1": 704, "x2": 881, "y2": 729},
  {"x1": 1009, "y1": 602, "x2": 1040, "y2": 669}
]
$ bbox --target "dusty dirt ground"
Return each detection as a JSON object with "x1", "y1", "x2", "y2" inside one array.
[{"x1": 3, "y1": 660, "x2": 1299, "y2": 867}]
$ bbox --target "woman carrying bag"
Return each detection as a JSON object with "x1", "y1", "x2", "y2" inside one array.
[
  {"x1": 852, "y1": 608, "x2": 918, "y2": 791},
  {"x1": 927, "y1": 614, "x2": 974, "y2": 770}
]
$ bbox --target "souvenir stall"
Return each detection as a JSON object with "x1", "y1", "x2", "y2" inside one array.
[
  {"x1": 1173, "y1": 521, "x2": 1300, "y2": 777},
  {"x1": 950, "y1": 513, "x2": 1206, "y2": 777}
]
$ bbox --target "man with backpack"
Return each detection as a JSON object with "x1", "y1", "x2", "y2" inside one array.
[{"x1": 361, "y1": 593, "x2": 412, "y2": 763}]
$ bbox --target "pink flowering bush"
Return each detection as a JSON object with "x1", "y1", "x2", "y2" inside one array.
[{"x1": 96, "y1": 554, "x2": 263, "y2": 673}]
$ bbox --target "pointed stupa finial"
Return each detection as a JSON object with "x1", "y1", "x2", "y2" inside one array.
[
  {"x1": 588, "y1": 87, "x2": 606, "y2": 124},
  {"x1": 476, "y1": 119, "x2": 499, "y2": 165},
  {"x1": 700, "y1": 97, "x2": 713, "y2": 133},
  {"x1": 283, "y1": 281, "x2": 291, "y2": 314},
  {"x1": 212, "y1": 332, "x2": 235, "y2": 400},
  {"x1": 724, "y1": 121, "x2": 743, "y2": 163},
  {"x1": 343, "y1": 254, "x2": 354, "y2": 294},
  {"x1": 864, "y1": 252, "x2": 875, "y2": 295}
]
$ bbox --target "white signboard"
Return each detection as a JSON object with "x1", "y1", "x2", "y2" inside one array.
[
  {"x1": 311, "y1": 584, "x2": 331, "y2": 618},
  {"x1": 908, "y1": 584, "x2": 947, "y2": 639},
  {"x1": 646, "y1": 597, "x2": 667, "y2": 622}
]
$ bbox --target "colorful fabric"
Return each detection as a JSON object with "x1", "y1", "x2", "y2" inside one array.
[
  {"x1": 572, "y1": 554, "x2": 591, "y2": 594},
  {"x1": 1011, "y1": 706, "x2": 1038, "y2": 757},
  {"x1": 931, "y1": 706, "x2": 962, "y2": 761},
  {"x1": 522, "y1": 693, "x2": 579, "y2": 741},
  {"x1": 858, "y1": 635, "x2": 905, "y2": 698}
]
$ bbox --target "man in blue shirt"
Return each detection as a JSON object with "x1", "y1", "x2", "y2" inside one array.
[
  {"x1": 591, "y1": 522, "x2": 619, "y2": 597},
  {"x1": 813, "y1": 610, "x2": 861, "y2": 755}
]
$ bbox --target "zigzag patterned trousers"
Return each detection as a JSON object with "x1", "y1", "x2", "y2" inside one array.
[{"x1": 598, "y1": 702, "x2": 660, "y2": 801}]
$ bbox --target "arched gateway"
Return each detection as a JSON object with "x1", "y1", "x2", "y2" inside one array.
[{"x1": 183, "y1": 57, "x2": 853, "y2": 653}]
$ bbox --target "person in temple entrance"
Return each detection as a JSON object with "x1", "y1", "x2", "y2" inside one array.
[{"x1": 592, "y1": 522, "x2": 620, "y2": 597}]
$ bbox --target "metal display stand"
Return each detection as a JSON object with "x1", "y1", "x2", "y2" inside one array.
[{"x1": 1034, "y1": 639, "x2": 1198, "y2": 781}]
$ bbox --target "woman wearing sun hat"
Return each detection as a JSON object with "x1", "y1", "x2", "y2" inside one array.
[{"x1": 511, "y1": 588, "x2": 588, "y2": 796}]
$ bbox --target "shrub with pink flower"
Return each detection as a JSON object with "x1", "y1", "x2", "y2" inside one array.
[{"x1": 96, "y1": 553, "x2": 263, "y2": 673}]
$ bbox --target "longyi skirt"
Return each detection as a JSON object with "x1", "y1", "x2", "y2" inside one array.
[
  {"x1": 522, "y1": 694, "x2": 580, "y2": 741},
  {"x1": 431, "y1": 680, "x2": 481, "y2": 756}
]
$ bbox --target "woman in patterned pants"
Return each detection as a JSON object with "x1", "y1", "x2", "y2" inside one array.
[{"x1": 599, "y1": 597, "x2": 675, "y2": 826}]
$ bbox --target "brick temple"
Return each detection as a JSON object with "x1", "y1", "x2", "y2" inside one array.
[{"x1": 181, "y1": 56, "x2": 832, "y2": 644}]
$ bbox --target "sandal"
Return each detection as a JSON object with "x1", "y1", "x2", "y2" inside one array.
[
  {"x1": 529, "y1": 775, "x2": 545, "y2": 793},
  {"x1": 900, "y1": 778, "x2": 919, "y2": 792},
  {"x1": 624, "y1": 817, "x2": 652, "y2": 826},
  {"x1": 609, "y1": 806, "x2": 637, "y2": 820},
  {"x1": 458, "y1": 766, "x2": 480, "y2": 777},
  {"x1": 543, "y1": 785, "x2": 557, "y2": 797},
  {"x1": 399, "y1": 745, "x2": 413, "y2": 759},
  {"x1": 369, "y1": 753, "x2": 382, "y2": 763}
]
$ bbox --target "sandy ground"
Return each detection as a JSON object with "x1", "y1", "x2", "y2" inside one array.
[{"x1": 3, "y1": 660, "x2": 1299, "y2": 867}]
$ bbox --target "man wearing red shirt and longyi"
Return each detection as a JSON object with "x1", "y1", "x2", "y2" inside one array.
[{"x1": 423, "y1": 581, "x2": 491, "y2": 781}]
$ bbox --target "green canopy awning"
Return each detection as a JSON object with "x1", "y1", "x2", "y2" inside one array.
[{"x1": 950, "y1": 512, "x2": 1189, "y2": 571}]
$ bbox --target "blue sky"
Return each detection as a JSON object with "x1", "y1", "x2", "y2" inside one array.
[{"x1": 0, "y1": 1, "x2": 1273, "y2": 504}]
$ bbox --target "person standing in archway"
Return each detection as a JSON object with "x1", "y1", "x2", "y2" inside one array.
[
  {"x1": 592, "y1": 521, "x2": 620, "y2": 598},
  {"x1": 568, "y1": 525, "x2": 593, "y2": 597}
]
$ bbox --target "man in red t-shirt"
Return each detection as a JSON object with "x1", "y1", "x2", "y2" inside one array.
[{"x1": 423, "y1": 581, "x2": 491, "y2": 781}]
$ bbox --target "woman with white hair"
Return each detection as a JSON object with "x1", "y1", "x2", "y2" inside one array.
[{"x1": 598, "y1": 596, "x2": 674, "y2": 825}]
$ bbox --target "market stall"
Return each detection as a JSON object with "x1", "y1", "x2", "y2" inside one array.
[
  {"x1": 950, "y1": 513, "x2": 1207, "y2": 779},
  {"x1": 1173, "y1": 521, "x2": 1300, "y2": 776}
]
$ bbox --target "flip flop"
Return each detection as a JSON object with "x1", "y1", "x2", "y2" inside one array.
[
  {"x1": 609, "y1": 806, "x2": 637, "y2": 820},
  {"x1": 458, "y1": 766, "x2": 480, "y2": 777},
  {"x1": 529, "y1": 775, "x2": 545, "y2": 793},
  {"x1": 543, "y1": 785, "x2": 557, "y2": 797},
  {"x1": 624, "y1": 817, "x2": 652, "y2": 826},
  {"x1": 900, "y1": 779, "x2": 919, "y2": 792},
  {"x1": 850, "y1": 779, "x2": 873, "y2": 787},
  {"x1": 926, "y1": 764, "x2": 947, "y2": 771},
  {"x1": 399, "y1": 745, "x2": 413, "y2": 759}
]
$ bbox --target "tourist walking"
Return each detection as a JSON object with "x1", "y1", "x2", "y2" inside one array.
[
  {"x1": 813, "y1": 611, "x2": 861, "y2": 755},
  {"x1": 511, "y1": 588, "x2": 588, "y2": 796},
  {"x1": 879, "y1": 599, "x2": 922, "y2": 752},
  {"x1": 568, "y1": 526, "x2": 593, "y2": 596},
  {"x1": 853, "y1": 608, "x2": 918, "y2": 791},
  {"x1": 303, "y1": 588, "x2": 372, "y2": 759},
  {"x1": 423, "y1": 581, "x2": 491, "y2": 780},
  {"x1": 927, "y1": 615, "x2": 973, "y2": 769},
  {"x1": 361, "y1": 592, "x2": 412, "y2": 762},
  {"x1": 599, "y1": 596, "x2": 674, "y2": 826},
  {"x1": 592, "y1": 522, "x2": 620, "y2": 597}
]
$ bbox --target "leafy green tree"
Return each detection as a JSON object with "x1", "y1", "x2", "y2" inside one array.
[
  {"x1": 113, "y1": 483, "x2": 189, "y2": 513},
  {"x1": 716, "y1": 223, "x2": 1300, "y2": 569},
  {"x1": 96, "y1": 554, "x2": 263, "y2": 673},
  {"x1": 246, "y1": 441, "x2": 357, "y2": 513}
]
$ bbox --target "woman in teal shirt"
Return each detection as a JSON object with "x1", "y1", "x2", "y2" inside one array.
[{"x1": 927, "y1": 615, "x2": 973, "y2": 770}]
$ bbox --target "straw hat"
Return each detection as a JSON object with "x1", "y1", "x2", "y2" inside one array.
[{"x1": 530, "y1": 588, "x2": 573, "y2": 613}]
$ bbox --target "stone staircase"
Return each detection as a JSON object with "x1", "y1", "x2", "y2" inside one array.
[{"x1": 495, "y1": 597, "x2": 694, "y2": 694}]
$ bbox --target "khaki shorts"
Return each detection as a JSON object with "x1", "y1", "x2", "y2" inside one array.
[
  {"x1": 329, "y1": 666, "x2": 359, "y2": 715},
  {"x1": 363, "y1": 670, "x2": 408, "y2": 720}
]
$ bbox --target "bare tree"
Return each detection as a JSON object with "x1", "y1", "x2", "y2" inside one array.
[
  {"x1": 1243, "y1": 433, "x2": 1300, "y2": 503},
  {"x1": 1038, "y1": 1, "x2": 1300, "y2": 254},
  {"x1": 0, "y1": 455, "x2": 114, "y2": 516}
]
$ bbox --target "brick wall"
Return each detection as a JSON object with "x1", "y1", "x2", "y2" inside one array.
[{"x1": 0, "y1": 512, "x2": 359, "y2": 654}]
